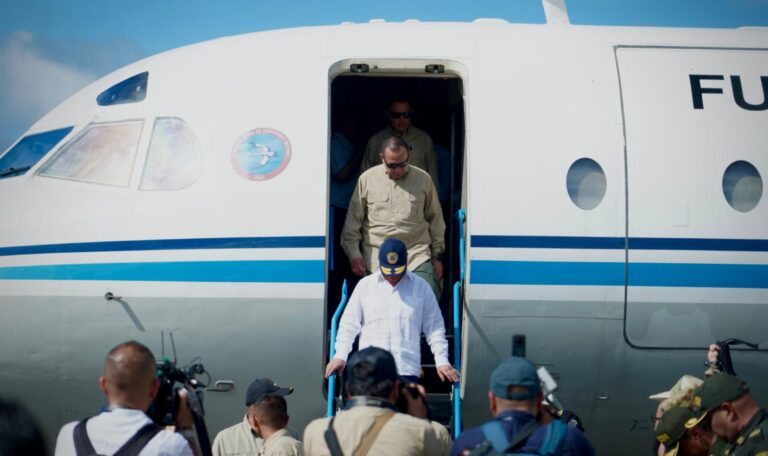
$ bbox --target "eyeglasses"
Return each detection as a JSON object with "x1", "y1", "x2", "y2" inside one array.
[
  {"x1": 389, "y1": 111, "x2": 412, "y2": 119},
  {"x1": 385, "y1": 158, "x2": 409, "y2": 169}
]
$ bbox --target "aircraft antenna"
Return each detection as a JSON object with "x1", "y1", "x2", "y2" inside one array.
[{"x1": 170, "y1": 331, "x2": 178, "y2": 364}]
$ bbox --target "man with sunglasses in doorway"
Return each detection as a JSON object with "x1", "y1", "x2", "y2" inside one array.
[
  {"x1": 341, "y1": 135, "x2": 445, "y2": 296},
  {"x1": 362, "y1": 99, "x2": 439, "y2": 189}
]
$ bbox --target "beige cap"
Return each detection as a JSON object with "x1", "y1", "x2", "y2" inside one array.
[{"x1": 649, "y1": 375, "x2": 704, "y2": 407}]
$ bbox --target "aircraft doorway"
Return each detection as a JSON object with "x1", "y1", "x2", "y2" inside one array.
[{"x1": 326, "y1": 69, "x2": 467, "y2": 398}]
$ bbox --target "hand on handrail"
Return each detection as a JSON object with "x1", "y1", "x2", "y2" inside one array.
[
  {"x1": 325, "y1": 359, "x2": 346, "y2": 378},
  {"x1": 437, "y1": 364, "x2": 460, "y2": 383}
]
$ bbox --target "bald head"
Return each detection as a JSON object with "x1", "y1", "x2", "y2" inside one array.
[{"x1": 101, "y1": 341, "x2": 158, "y2": 409}]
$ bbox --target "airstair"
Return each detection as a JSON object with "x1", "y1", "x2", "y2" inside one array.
[{"x1": 326, "y1": 209, "x2": 467, "y2": 439}]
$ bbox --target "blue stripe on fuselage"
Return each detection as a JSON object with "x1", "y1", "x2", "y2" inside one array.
[
  {"x1": 471, "y1": 235, "x2": 768, "y2": 252},
  {"x1": 0, "y1": 236, "x2": 325, "y2": 257},
  {"x1": 470, "y1": 261, "x2": 768, "y2": 288},
  {"x1": 0, "y1": 260, "x2": 324, "y2": 283}
]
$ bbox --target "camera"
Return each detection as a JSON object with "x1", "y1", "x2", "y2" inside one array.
[
  {"x1": 148, "y1": 357, "x2": 208, "y2": 426},
  {"x1": 395, "y1": 382, "x2": 427, "y2": 415}
]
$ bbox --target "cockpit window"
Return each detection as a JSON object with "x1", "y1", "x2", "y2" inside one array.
[
  {"x1": 140, "y1": 117, "x2": 201, "y2": 190},
  {"x1": 37, "y1": 121, "x2": 144, "y2": 187},
  {"x1": 97, "y1": 72, "x2": 148, "y2": 106},
  {"x1": 0, "y1": 127, "x2": 73, "y2": 180}
]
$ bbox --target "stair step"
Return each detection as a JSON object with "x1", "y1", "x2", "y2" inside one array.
[{"x1": 426, "y1": 393, "x2": 453, "y2": 426}]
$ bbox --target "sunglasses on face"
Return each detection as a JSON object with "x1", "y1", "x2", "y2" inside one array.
[
  {"x1": 389, "y1": 111, "x2": 412, "y2": 119},
  {"x1": 385, "y1": 158, "x2": 409, "y2": 169}
]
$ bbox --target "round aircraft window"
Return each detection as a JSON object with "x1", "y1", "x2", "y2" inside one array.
[
  {"x1": 566, "y1": 158, "x2": 606, "y2": 210},
  {"x1": 722, "y1": 160, "x2": 763, "y2": 212}
]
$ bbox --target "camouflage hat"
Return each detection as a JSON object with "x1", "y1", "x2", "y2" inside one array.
[
  {"x1": 685, "y1": 373, "x2": 749, "y2": 428},
  {"x1": 649, "y1": 375, "x2": 703, "y2": 404},
  {"x1": 656, "y1": 407, "x2": 696, "y2": 456}
]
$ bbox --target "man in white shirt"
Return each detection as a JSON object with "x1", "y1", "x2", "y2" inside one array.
[
  {"x1": 325, "y1": 237, "x2": 459, "y2": 384},
  {"x1": 54, "y1": 340, "x2": 195, "y2": 456}
]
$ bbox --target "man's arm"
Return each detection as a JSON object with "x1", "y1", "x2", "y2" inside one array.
[
  {"x1": 361, "y1": 135, "x2": 379, "y2": 173},
  {"x1": 425, "y1": 136, "x2": 440, "y2": 194},
  {"x1": 421, "y1": 287, "x2": 452, "y2": 372},
  {"x1": 423, "y1": 179, "x2": 446, "y2": 263},
  {"x1": 325, "y1": 287, "x2": 364, "y2": 376},
  {"x1": 340, "y1": 179, "x2": 366, "y2": 276},
  {"x1": 331, "y1": 134, "x2": 361, "y2": 182}
]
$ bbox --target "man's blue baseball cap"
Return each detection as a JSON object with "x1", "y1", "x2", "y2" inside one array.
[
  {"x1": 379, "y1": 238, "x2": 407, "y2": 276},
  {"x1": 490, "y1": 357, "x2": 542, "y2": 400}
]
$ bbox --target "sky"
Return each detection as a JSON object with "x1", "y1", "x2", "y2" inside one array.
[{"x1": 1, "y1": 0, "x2": 768, "y2": 151}]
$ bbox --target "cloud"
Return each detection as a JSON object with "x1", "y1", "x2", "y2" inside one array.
[{"x1": 0, "y1": 30, "x2": 144, "y2": 152}]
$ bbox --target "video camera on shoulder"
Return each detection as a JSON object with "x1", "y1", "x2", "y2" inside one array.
[{"x1": 148, "y1": 357, "x2": 208, "y2": 426}]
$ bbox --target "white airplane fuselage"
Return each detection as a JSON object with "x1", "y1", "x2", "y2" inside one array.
[{"x1": 0, "y1": 20, "x2": 766, "y2": 454}]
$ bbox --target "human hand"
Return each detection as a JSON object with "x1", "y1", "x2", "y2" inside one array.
[
  {"x1": 432, "y1": 259, "x2": 443, "y2": 280},
  {"x1": 351, "y1": 257, "x2": 366, "y2": 276},
  {"x1": 325, "y1": 359, "x2": 346, "y2": 378},
  {"x1": 436, "y1": 365, "x2": 459, "y2": 383},
  {"x1": 175, "y1": 388, "x2": 195, "y2": 430},
  {"x1": 707, "y1": 344, "x2": 720, "y2": 365},
  {"x1": 402, "y1": 383, "x2": 429, "y2": 419}
]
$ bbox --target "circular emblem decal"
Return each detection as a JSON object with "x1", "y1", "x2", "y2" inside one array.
[
  {"x1": 387, "y1": 252, "x2": 399, "y2": 265},
  {"x1": 231, "y1": 128, "x2": 292, "y2": 181}
]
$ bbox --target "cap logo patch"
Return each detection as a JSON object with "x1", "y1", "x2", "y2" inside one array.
[
  {"x1": 657, "y1": 433, "x2": 671, "y2": 444},
  {"x1": 387, "y1": 252, "x2": 399, "y2": 265}
]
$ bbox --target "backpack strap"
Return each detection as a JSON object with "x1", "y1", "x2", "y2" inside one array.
[
  {"x1": 480, "y1": 418, "x2": 541, "y2": 454},
  {"x1": 480, "y1": 420, "x2": 510, "y2": 453},
  {"x1": 73, "y1": 418, "x2": 99, "y2": 456},
  {"x1": 72, "y1": 416, "x2": 162, "y2": 456},
  {"x1": 537, "y1": 420, "x2": 568, "y2": 456},
  {"x1": 113, "y1": 423, "x2": 163, "y2": 456},
  {"x1": 505, "y1": 419, "x2": 541, "y2": 453},
  {"x1": 353, "y1": 410, "x2": 395, "y2": 456},
  {"x1": 324, "y1": 416, "x2": 345, "y2": 456}
]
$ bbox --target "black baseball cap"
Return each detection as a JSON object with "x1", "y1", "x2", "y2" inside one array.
[
  {"x1": 345, "y1": 347, "x2": 399, "y2": 387},
  {"x1": 245, "y1": 378, "x2": 293, "y2": 406}
]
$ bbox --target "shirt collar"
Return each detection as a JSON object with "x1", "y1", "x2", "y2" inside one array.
[
  {"x1": 242, "y1": 413, "x2": 260, "y2": 438},
  {"x1": 376, "y1": 271, "x2": 410, "y2": 289},
  {"x1": 388, "y1": 127, "x2": 411, "y2": 137}
]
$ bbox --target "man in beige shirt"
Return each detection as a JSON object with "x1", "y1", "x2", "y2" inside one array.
[
  {"x1": 361, "y1": 99, "x2": 439, "y2": 188},
  {"x1": 250, "y1": 396, "x2": 303, "y2": 456},
  {"x1": 303, "y1": 347, "x2": 449, "y2": 456},
  {"x1": 341, "y1": 136, "x2": 445, "y2": 295},
  {"x1": 213, "y1": 378, "x2": 299, "y2": 456}
]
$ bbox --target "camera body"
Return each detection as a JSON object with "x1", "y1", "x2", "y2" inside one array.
[
  {"x1": 148, "y1": 358, "x2": 207, "y2": 426},
  {"x1": 394, "y1": 383, "x2": 426, "y2": 415}
]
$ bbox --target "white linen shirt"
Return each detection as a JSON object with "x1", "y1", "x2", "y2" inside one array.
[
  {"x1": 54, "y1": 408, "x2": 193, "y2": 456},
  {"x1": 333, "y1": 271, "x2": 450, "y2": 376}
]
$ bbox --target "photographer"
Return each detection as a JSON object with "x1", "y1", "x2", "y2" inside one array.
[
  {"x1": 54, "y1": 340, "x2": 197, "y2": 456},
  {"x1": 304, "y1": 347, "x2": 448, "y2": 456},
  {"x1": 450, "y1": 356, "x2": 594, "y2": 456}
]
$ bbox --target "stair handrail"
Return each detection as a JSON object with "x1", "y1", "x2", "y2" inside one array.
[
  {"x1": 452, "y1": 208, "x2": 466, "y2": 439},
  {"x1": 458, "y1": 209, "x2": 466, "y2": 281},
  {"x1": 452, "y1": 280, "x2": 462, "y2": 439},
  {"x1": 327, "y1": 279, "x2": 348, "y2": 417}
]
